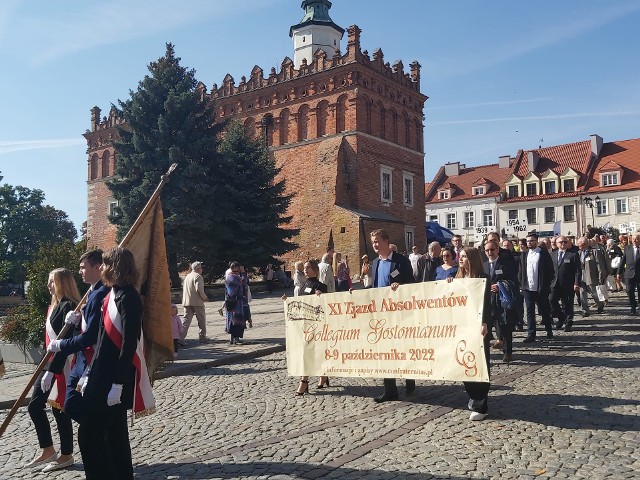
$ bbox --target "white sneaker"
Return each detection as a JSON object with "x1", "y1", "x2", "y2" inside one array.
[
  {"x1": 468, "y1": 399, "x2": 474, "y2": 411},
  {"x1": 469, "y1": 411, "x2": 487, "y2": 421},
  {"x1": 42, "y1": 457, "x2": 74, "y2": 472}
]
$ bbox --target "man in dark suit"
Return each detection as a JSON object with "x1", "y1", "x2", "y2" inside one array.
[
  {"x1": 519, "y1": 233, "x2": 555, "y2": 342},
  {"x1": 619, "y1": 233, "x2": 640, "y2": 315},
  {"x1": 368, "y1": 228, "x2": 415, "y2": 403},
  {"x1": 483, "y1": 240, "x2": 518, "y2": 362},
  {"x1": 550, "y1": 236, "x2": 581, "y2": 331},
  {"x1": 47, "y1": 249, "x2": 109, "y2": 423},
  {"x1": 415, "y1": 241, "x2": 443, "y2": 282}
]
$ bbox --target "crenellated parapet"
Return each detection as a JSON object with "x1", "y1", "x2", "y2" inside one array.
[
  {"x1": 209, "y1": 24, "x2": 423, "y2": 102},
  {"x1": 88, "y1": 106, "x2": 125, "y2": 133}
]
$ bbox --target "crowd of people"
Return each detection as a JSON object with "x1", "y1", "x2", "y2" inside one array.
[{"x1": 278, "y1": 228, "x2": 636, "y2": 422}]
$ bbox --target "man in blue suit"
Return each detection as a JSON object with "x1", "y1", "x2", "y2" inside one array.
[
  {"x1": 368, "y1": 229, "x2": 415, "y2": 403},
  {"x1": 47, "y1": 249, "x2": 109, "y2": 423}
]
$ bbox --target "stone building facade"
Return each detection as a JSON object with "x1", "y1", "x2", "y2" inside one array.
[{"x1": 83, "y1": 0, "x2": 427, "y2": 269}]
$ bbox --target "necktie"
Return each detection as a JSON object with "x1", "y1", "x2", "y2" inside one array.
[
  {"x1": 558, "y1": 251, "x2": 564, "y2": 266},
  {"x1": 636, "y1": 247, "x2": 640, "y2": 262},
  {"x1": 489, "y1": 262, "x2": 495, "y2": 276}
]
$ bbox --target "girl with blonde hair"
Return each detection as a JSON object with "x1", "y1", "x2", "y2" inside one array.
[{"x1": 26, "y1": 268, "x2": 79, "y2": 472}]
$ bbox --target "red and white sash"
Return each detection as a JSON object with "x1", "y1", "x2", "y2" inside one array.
[
  {"x1": 45, "y1": 306, "x2": 71, "y2": 410},
  {"x1": 103, "y1": 290, "x2": 155, "y2": 417},
  {"x1": 79, "y1": 309, "x2": 95, "y2": 366}
]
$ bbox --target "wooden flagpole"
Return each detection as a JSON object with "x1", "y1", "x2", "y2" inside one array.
[{"x1": 0, "y1": 163, "x2": 178, "y2": 439}]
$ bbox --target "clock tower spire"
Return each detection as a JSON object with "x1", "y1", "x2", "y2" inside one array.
[{"x1": 290, "y1": 0, "x2": 344, "y2": 68}]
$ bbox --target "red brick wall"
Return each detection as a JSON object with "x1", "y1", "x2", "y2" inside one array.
[{"x1": 85, "y1": 26, "x2": 427, "y2": 274}]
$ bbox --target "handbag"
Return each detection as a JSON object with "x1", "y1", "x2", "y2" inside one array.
[
  {"x1": 595, "y1": 285, "x2": 609, "y2": 303},
  {"x1": 611, "y1": 256, "x2": 621, "y2": 269},
  {"x1": 224, "y1": 296, "x2": 237, "y2": 310}
]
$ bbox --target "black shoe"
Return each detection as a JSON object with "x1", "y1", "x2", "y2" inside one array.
[
  {"x1": 546, "y1": 331, "x2": 554, "y2": 339},
  {"x1": 374, "y1": 391, "x2": 399, "y2": 403},
  {"x1": 596, "y1": 306, "x2": 604, "y2": 314},
  {"x1": 516, "y1": 324, "x2": 524, "y2": 332},
  {"x1": 405, "y1": 380, "x2": 416, "y2": 395},
  {"x1": 631, "y1": 308, "x2": 637, "y2": 316},
  {"x1": 555, "y1": 321, "x2": 564, "y2": 330},
  {"x1": 522, "y1": 336, "x2": 536, "y2": 344},
  {"x1": 581, "y1": 311, "x2": 590, "y2": 317},
  {"x1": 564, "y1": 323, "x2": 573, "y2": 332}
]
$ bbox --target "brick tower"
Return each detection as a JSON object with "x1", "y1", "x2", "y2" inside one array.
[{"x1": 83, "y1": 1, "x2": 427, "y2": 269}]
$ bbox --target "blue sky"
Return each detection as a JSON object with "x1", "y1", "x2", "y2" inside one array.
[{"x1": 1, "y1": 0, "x2": 639, "y2": 235}]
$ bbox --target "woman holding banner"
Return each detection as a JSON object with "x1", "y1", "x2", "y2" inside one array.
[
  {"x1": 80, "y1": 247, "x2": 145, "y2": 480},
  {"x1": 25, "y1": 268, "x2": 79, "y2": 472},
  {"x1": 451, "y1": 247, "x2": 492, "y2": 421},
  {"x1": 283, "y1": 259, "x2": 329, "y2": 395}
]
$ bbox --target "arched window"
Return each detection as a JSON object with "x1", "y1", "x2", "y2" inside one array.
[
  {"x1": 336, "y1": 95, "x2": 347, "y2": 133},
  {"x1": 261, "y1": 114, "x2": 274, "y2": 146},
  {"x1": 377, "y1": 101, "x2": 386, "y2": 139},
  {"x1": 90, "y1": 154, "x2": 99, "y2": 180},
  {"x1": 102, "y1": 150, "x2": 110, "y2": 178},
  {"x1": 415, "y1": 119, "x2": 422, "y2": 151},
  {"x1": 316, "y1": 100, "x2": 329, "y2": 137},
  {"x1": 388, "y1": 109, "x2": 398, "y2": 143},
  {"x1": 279, "y1": 109, "x2": 290, "y2": 145},
  {"x1": 298, "y1": 105, "x2": 309, "y2": 141},
  {"x1": 244, "y1": 117, "x2": 256, "y2": 139}
]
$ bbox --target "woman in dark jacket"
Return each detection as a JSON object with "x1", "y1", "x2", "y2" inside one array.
[
  {"x1": 450, "y1": 247, "x2": 492, "y2": 421},
  {"x1": 282, "y1": 259, "x2": 329, "y2": 395},
  {"x1": 26, "y1": 268, "x2": 79, "y2": 472},
  {"x1": 606, "y1": 239, "x2": 623, "y2": 291},
  {"x1": 80, "y1": 247, "x2": 143, "y2": 480}
]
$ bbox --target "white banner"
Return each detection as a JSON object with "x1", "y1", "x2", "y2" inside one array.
[{"x1": 285, "y1": 279, "x2": 489, "y2": 383}]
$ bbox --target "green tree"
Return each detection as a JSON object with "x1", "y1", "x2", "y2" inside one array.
[
  {"x1": 0, "y1": 239, "x2": 86, "y2": 348},
  {"x1": 0, "y1": 184, "x2": 77, "y2": 283},
  {"x1": 217, "y1": 121, "x2": 297, "y2": 271},
  {"x1": 108, "y1": 43, "x2": 231, "y2": 282},
  {"x1": 108, "y1": 44, "x2": 297, "y2": 280}
]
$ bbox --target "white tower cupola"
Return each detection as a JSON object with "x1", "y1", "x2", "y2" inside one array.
[{"x1": 290, "y1": 0, "x2": 344, "y2": 68}]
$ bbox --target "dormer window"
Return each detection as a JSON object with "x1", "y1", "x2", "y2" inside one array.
[
  {"x1": 507, "y1": 185, "x2": 519, "y2": 198},
  {"x1": 472, "y1": 186, "x2": 485, "y2": 196},
  {"x1": 601, "y1": 173, "x2": 619, "y2": 186},
  {"x1": 438, "y1": 190, "x2": 450, "y2": 200},
  {"x1": 544, "y1": 180, "x2": 556, "y2": 194},
  {"x1": 563, "y1": 178, "x2": 575, "y2": 192},
  {"x1": 525, "y1": 183, "x2": 538, "y2": 196}
]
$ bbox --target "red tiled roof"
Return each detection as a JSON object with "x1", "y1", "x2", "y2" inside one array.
[
  {"x1": 512, "y1": 140, "x2": 592, "y2": 178},
  {"x1": 585, "y1": 138, "x2": 640, "y2": 193},
  {"x1": 426, "y1": 162, "x2": 513, "y2": 203}
]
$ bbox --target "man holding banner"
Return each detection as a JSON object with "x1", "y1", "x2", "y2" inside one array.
[{"x1": 368, "y1": 229, "x2": 416, "y2": 403}]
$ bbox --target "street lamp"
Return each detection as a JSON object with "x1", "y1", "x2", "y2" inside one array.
[{"x1": 583, "y1": 196, "x2": 600, "y2": 228}]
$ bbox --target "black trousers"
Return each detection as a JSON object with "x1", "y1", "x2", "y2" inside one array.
[
  {"x1": 523, "y1": 290, "x2": 553, "y2": 338},
  {"x1": 64, "y1": 370, "x2": 84, "y2": 424},
  {"x1": 79, "y1": 407, "x2": 133, "y2": 480},
  {"x1": 28, "y1": 372, "x2": 73, "y2": 455},
  {"x1": 626, "y1": 276, "x2": 640, "y2": 309},
  {"x1": 550, "y1": 287, "x2": 575, "y2": 324},
  {"x1": 464, "y1": 333, "x2": 491, "y2": 414},
  {"x1": 383, "y1": 378, "x2": 415, "y2": 394}
]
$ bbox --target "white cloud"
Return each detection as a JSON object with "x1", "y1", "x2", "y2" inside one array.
[
  {"x1": 427, "y1": 2, "x2": 640, "y2": 81},
  {"x1": 0, "y1": 138, "x2": 86, "y2": 155},
  {"x1": 9, "y1": 0, "x2": 274, "y2": 66},
  {"x1": 429, "y1": 111, "x2": 640, "y2": 126},
  {"x1": 429, "y1": 97, "x2": 553, "y2": 111}
]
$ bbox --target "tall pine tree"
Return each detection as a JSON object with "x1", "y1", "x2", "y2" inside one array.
[
  {"x1": 108, "y1": 44, "x2": 230, "y2": 282},
  {"x1": 108, "y1": 44, "x2": 296, "y2": 280},
  {"x1": 217, "y1": 121, "x2": 297, "y2": 271}
]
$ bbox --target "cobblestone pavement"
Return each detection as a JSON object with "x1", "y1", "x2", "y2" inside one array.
[{"x1": 1, "y1": 290, "x2": 639, "y2": 479}]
